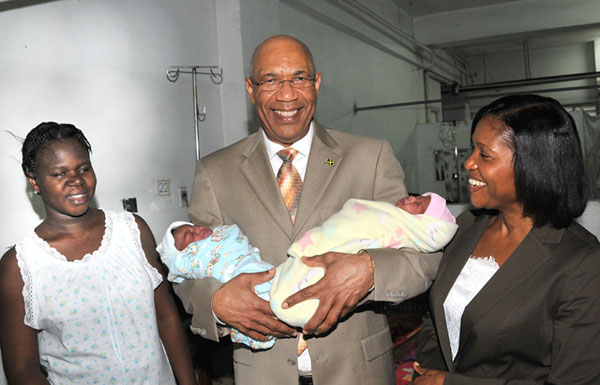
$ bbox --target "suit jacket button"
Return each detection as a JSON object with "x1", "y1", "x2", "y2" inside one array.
[{"x1": 287, "y1": 359, "x2": 296, "y2": 366}]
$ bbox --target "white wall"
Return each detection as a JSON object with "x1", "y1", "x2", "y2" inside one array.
[
  {"x1": 281, "y1": 4, "x2": 425, "y2": 153},
  {"x1": 460, "y1": 42, "x2": 597, "y2": 116},
  {"x1": 1, "y1": 0, "x2": 461, "y2": 273},
  {"x1": 0, "y1": 0, "x2": 235, "y2": 250}
]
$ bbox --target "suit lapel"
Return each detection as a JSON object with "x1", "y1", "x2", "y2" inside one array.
[
  {"x1": 432, "y1": 215, "x2": 487, "y2": 369},
  {"x1": 434, "y1": 216, "x2": 558, "y2": 368},
  {"x1": 238, "y1": 133, "x2": 294, "y2": 239},
  {"x1": 456, "y1": 226, "x2": 556, "y2": 356},
  {"x1": 292, "y1": 123, "x2": 343, "y2": 239}
]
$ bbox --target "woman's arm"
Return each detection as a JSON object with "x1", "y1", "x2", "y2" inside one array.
[
  {"x1": 415, "y1": 312, "x2": 447, "y2": 372},
  {"x1": 134, "y1": 216, "x2": 198, "y2": 385},
  {"x1": 546, "y1": 248, "x2": 600, "y2": 385},
  {"x1": 0, "y1": 248, "x2": 50, "y2": 385}
]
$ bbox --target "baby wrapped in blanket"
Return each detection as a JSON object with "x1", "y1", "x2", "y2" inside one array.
[{"x1": 157, "y1": 192, "x2": 458, "y2": 350}]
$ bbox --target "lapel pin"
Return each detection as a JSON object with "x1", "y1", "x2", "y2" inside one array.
[{"x1": 326, "y1": 157, "x2": 335, "y2": 167}]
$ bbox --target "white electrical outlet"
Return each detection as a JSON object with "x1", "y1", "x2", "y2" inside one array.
[{"x1": 179, "y1": 187, "x2": 189, "y2": 207}]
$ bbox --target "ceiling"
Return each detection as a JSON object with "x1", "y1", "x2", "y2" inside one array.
[
  {"x1": 390, "y1": 0, "x2": 600, "y2": 58},
  {"x1": 391, "y1": 0, "x2": 517, "y2": 18}
]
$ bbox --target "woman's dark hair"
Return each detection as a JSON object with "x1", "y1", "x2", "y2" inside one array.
[
  {"x1": 471, "y1": 94, "x2": 587, "y2": 228},
  {"x1": 22, "y1": 122, "x2": 92, "y2": 177}
]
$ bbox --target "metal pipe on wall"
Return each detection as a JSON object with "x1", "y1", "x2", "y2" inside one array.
[
  {"x1": 354, "y1": 83, "x2": 600, "y2": 114},
  {"x1": 443, "y1": 71, "x2": 600, "y2": 94},
  {"x1": 523, "y1": 41, "x2": 531, "y2": 79}
]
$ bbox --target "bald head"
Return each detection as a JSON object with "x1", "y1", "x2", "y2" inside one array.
[
  {"x1": 244, "y1": 34, "x2": 321, "y2": 146},
  {"x1": 249, "y1": 35, "x2": 315, "y2": 78}
]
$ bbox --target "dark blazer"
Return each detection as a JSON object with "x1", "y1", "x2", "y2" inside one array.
[
  {"x1": 417, "y1": 210, "x2": 600, "y2": 385},
  {"x1": 174, "y1": 122, "x2": 443, "y2": 385}
]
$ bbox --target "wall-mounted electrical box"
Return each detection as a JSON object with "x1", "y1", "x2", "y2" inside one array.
[{"x1": 122, "y1": 197, "x2": 138, "y2": 212}]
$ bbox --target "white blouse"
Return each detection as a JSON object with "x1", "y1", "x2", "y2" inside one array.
[{"x1": 443, "y1": 256, "x2": 499, "y2": 360}]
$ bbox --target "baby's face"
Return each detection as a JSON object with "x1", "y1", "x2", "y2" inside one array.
[
  {"x1": 173, "y1": 225, "x2": 213, "y2": 251},
  {"x1": 395, "y1": 195, "x2": 431, "y2": 215}
]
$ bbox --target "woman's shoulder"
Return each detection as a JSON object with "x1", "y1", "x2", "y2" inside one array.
[
  {"x1": 0, "y1": 247, "x2": 24, "y2": 292},
  {"x1": 564, "y1": 221, "x2": 600, "y2": 247},
  {"x1": 0, "y1": 247, "x2": 17, "y2": 270},
  {"x1": 552, "y1": 221, "x2": 600, "y2": 260}
]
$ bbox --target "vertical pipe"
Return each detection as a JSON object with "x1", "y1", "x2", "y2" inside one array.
[
  {"x1": 454, "y1": 143, "x2": 461, "y2": 203},
  {"x1": 481, "y1": 52, "x2": 487, "y2": 84},
  {"x1": 192, "y1": 67, "x2": 200, "y2": 161},
  {"x1": 424, "y1": 70, "x2": 430, "y2": 123},
  {"x1": 523, "y1": 41, "x2": 531, "y2": 79}
]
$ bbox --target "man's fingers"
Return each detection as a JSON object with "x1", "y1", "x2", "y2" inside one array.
[
  {"x1": 282, "y1": 283, "x2": 319, "y2": 309},
  {"x1": 246, "y1": 268, "x2": 276, "y2": 284},
  {"x1": 253, "y1": 267, "x2": 276, "y2": 284},
  {"x1": 213, "y1": 273, "x2": 297, "y2": 338},
  {"x1": 237, "y1": 321, "x2": 274, "y2": 341},
  {"x1": 301, "y1": 296, "x2": 333, "y2": 334},
  {"x1": 314, "y1": 300, "x2": 344, "y2": 335},
  {"x1": 232, "y1": 304, "x2": 296, "y2": 339},
  {"x1": 300, "y1": 255, "x2": 324, "y2": 268}
]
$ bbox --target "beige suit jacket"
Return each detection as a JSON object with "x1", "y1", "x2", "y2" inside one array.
[{"x1": 175, "y1": 122, "x2": 442, "y2": 385}]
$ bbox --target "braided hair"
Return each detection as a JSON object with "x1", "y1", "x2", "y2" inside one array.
[{"x1": 22, "y1": 122, "x2": 92, "y2": 177}]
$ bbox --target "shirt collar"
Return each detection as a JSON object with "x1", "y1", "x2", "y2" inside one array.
[{"x1": 262, "y1": 121, "x2": 314, "y2": 160}]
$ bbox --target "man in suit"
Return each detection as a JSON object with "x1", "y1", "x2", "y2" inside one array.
[{"x1": 174, "y1": 34, "x2": 442, "y2": 385}]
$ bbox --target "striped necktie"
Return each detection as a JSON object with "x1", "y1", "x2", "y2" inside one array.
[{"x1": 277, "y1": 148, "x2": 302, "y2": 223}]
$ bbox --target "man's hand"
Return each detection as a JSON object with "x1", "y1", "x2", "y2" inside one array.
[
  {"x1": 212, "y1": 269, "x2": 297, "y2": 341},
  {"x1": 282, "y1": 251, "x2": 375, "y2": 335}
]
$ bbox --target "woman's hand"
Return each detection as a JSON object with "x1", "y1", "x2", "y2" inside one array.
[{"x1": 409, "y1": 362, "x2": 447, "y2": 385}]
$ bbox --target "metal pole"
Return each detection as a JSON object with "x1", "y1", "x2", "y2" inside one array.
[
  {"x1": 443, "y1": 71, "x2": 600, "y2": 94},
  {"x1": 192, "y1": 67, "x2": 200, "y2": 161}
]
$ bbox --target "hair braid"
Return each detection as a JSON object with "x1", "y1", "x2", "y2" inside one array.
[{"x1": 22, "y1": 122, "x2": 92, "y2": 177}]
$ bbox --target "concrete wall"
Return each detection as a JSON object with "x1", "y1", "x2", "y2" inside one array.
[
  {"x1": 457, "y1": 42, "x2": 597, "y2": 118},
  {"x1": 0, "y1": 0, "x2": 232, "y2": 251}
]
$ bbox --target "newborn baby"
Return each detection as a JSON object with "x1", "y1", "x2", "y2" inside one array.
[{"x1": 158, "y1": 192, "x2": 458, "y2": 350}]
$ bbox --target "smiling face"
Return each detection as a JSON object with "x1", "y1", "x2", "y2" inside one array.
[
  {"x1": 28, "y1": 139, "x2": 96, "y2": 219},
  {"x1": 172, "y1": 225, "x2": 213, "y2": 251},
  {"x1": 245, "y1": 36, "x2": 321, "y2": 146},
  {"x1": 465, "y1": 115, "x2": 519, "y2": 212}
]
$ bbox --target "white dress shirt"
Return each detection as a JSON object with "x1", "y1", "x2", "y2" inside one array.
[
  {"x1": 262, "y1": 122, "x2": 315, "y2": 373},
  {"x1": 261, "y1": 123, "x2": 313, "y2": 181}
]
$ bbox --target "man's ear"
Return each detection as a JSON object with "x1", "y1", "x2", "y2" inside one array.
[
  {"x1": 245, "y1": 78, "x2": 256, "y2": 104},
  {"x1": 313, "y1": 72, "x2": 322, "y2": 96}
]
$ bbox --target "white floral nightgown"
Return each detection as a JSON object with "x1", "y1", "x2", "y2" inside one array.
[{"x1": 15, "y1": 210, "x2": 176, "y2": 385}]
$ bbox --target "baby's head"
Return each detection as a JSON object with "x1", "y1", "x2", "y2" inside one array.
[
  {"x1": 395, "y1": 195, "x2": 431, "y2": 215},
  {"x1": 395, "y1": 192, "x2": 456, "y2": 223},
  {"x1": 172, "y1": 224, "x2": 213, "y2": 251}
]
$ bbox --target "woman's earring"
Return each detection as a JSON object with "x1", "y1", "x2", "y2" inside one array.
[{"x1": 33, "y1": 190, "x2": 40, "y2": 195}]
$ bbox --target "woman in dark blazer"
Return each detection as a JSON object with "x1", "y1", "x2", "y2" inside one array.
[{"x1": 411, "y1": 94, "x2": 600, "y2": 385}]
